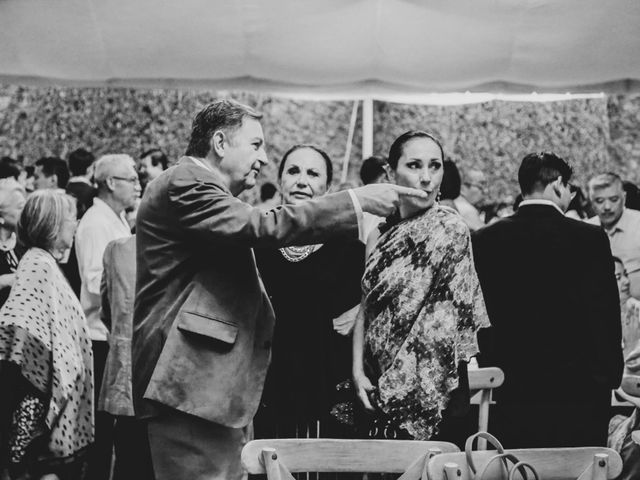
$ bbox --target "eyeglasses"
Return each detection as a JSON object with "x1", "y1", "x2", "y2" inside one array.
[{"x1": 111, "y1": 176, "x2": 140, "y2": 185}]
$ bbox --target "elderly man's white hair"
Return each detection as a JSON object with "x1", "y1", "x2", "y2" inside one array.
[
  {"x1": 0, "y1": 179, "x2": 25, "y2": 217},
  {"x1": 93, "y1": 154, "x2": 135, "y2": 184}
]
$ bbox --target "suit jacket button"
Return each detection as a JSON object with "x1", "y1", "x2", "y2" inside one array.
[{"x1": 263, "y1": 340, "x2": 272, "y2": 349}]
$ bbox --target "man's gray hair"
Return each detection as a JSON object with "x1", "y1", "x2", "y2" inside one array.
[
  {"x1": 185, "y1": 99, "x2": 263, "y2": 159},
  {"x1": 93, "y1": 154, "x2": 135, "y2": 184},
  {"x1": 587, "y1": 172, "x2": 624, "y2": 196}
]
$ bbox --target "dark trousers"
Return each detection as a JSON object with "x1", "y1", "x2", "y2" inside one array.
[
  {"x1": 113, "y1": 416, "x2": 154, "y2": 480},
  {"x1": 87, "y1": 340, "x2": 114, "y2": 480},
  {"x1": 147, "y1": 409, "x2": 251, "y2": 480},
  {"x1": 491, "y1": 389, "x2": 612, "y2": 448}
]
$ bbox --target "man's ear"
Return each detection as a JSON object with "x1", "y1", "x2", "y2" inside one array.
[
  {"x1": 384, "y1": 164, "x2": 395, "y2": 183},
  {"x1": 51, "y1": 174, "x2": 59, "y2": 189},
  {"x1": 551, "y1": 176, "x2": 563, "y2": 197},
  {"x1": 105, "y1": 177, "x2": 116, "y2": 192},
  {"x1": 210, "y1": 130, "x2": 226, "y2": 158}
]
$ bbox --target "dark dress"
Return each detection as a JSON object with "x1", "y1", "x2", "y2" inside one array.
[{"x1": 254, "y1": 240, "x2": 365, "y2": 438}]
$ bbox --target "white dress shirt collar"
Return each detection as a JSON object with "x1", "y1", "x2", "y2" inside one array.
[{"x1": 519, "y1": 199, "x2": 565, "y2": 216}]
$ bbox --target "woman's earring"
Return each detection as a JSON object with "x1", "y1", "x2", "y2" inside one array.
[{"x1": 436, "y1": 191, "x2": 441, "y2": 202}]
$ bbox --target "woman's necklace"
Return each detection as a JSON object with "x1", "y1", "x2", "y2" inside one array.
[{"x1": 279, "y1": 244, "x2": 318, "y2": 262}]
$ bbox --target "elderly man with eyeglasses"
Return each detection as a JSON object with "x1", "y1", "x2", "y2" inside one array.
[{"x1": 75, "y1": 153, "x2": 141, "y2": 480}]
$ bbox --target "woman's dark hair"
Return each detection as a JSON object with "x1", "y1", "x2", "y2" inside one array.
[
  {"x1": 440, "y1": 158, "x2": 461, "y2": 200},
  {"x1": 623, "y1": 181, "x2": 640, "y2": 210},
  {"x1": 277, "y1": 144, "x2": 333, "y2": 187},
  {"x1": 566, "y1": 184, "x2": 589, "y2": 219},
  {"x1": 387, "y1": 131, "x2": 444, "y2": 170},
  {"x1": 612, "y1": 255, "x2": 625, "y2": 268}
]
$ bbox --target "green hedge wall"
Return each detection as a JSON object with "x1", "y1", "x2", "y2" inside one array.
[{"x1": 1, "y1": 84, "x2": 638, "y2": 204}]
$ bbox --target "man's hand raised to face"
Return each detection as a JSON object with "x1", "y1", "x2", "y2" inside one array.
[{"x1": 351, "y1": 184, "x2": 430, "y2": 218}]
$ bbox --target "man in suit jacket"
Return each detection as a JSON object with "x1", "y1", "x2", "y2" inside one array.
[
  {"x1": 472, "y1": 152, "x2": 622, "y2": 448},
  {"x1": 100, "y1": 236, "x2": 153, "y2": 480},
  {"x1": 131, "y1": 99, "x2": 428, "y2": 480}
]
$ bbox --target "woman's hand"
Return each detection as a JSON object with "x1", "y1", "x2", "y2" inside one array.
[
  {"x1": 333, "y1": 305, "x2": 359, "y2": 336},
  {"x1": 353, "y1": 369, "x2": 375, "y2": 411},
  {"x1": 40, "y1": 474, "x2": 60, "y2": 480}
]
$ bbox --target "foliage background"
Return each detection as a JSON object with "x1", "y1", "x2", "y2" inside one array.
[{"x1": 0, "y1": 84, "x2": 638, "y2": 204}]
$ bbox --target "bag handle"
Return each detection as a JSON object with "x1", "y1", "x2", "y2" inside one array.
[
  {"x1": 474, "y1": 453, "x2": 520, "y2": 480},
  {"x1": 465, "y1": 432, "x2": 505, "y2": 474},
  {"x1": 508, "y1": 461, "x2": 540, "y2": 480}
]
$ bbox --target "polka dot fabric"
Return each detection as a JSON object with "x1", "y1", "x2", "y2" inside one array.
[{"x1": 0, "y1": 247, "x2": 94, "y2": 460}]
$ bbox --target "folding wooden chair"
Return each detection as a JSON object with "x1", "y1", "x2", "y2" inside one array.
[
  {"x1": 241, "y1": 438, "x2": 459, "y2": 480},
  {"x1": 468, "y1": 367, "x2": 504, "y2": 450},
  {"x1": 426, "y1": 447, "x2": 622, "y2": 480}
]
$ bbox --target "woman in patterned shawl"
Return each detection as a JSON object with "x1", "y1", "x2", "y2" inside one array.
[
  {"x1": 352, "y1": 131, "x2": 489, "y2": 440},
  {"x1": 0, "y1": 190, "x2": 93, "y2": 480}
]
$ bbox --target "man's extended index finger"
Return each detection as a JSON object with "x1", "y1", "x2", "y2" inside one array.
[{"x1": 395, "y1": 186, "x2": 429, "y2": 198}]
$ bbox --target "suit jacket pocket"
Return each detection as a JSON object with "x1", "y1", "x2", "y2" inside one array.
[{"x1": 177, "y1": 310, "x2": 238, "y2": 344}]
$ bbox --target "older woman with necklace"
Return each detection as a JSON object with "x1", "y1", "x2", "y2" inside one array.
[{"x1": 254, "y1": 145, "x2": 365, "y2": 439}]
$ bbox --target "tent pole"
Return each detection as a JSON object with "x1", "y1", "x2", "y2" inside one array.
[
  {"x1": 362, "y1": 98, "x2": 373, "y2": 158},
  {"x1": 341, "y1": 100, "x2": 360, "y2": 184}
]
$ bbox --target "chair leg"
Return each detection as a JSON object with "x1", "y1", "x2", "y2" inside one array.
[{"x1": 477, "y1": 389, "x2": 491, "y2": 450}]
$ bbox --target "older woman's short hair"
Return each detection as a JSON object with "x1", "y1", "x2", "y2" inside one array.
[
  {"x1": 93, "y1": 154, "x2": 135, "y2": 185},
  {"x1": 17, "y1": 190, "x2": 76, "y2": 251}
]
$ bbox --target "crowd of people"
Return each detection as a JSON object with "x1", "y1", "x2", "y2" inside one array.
[{"x1": 0, "y1": 99, "x2": 638, "y2": 480}]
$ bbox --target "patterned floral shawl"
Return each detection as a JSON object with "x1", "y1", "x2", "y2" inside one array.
[
  {"x1": 362, "y1": 205, "x2": 489, "y2": 439},
  {"x1": 0, "y1": 248, "x2": 94, "y2": 459}
]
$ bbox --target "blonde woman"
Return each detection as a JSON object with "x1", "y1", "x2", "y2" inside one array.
[{"x1": 0, "y1": 190, "x2": 93, "y2": 480}]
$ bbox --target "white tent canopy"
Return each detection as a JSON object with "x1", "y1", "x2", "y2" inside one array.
[{"x1": 1, "y1": 0, "x2": 639, "y2": 95}]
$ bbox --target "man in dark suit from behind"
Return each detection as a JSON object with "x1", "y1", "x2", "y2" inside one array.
[
  {"x1": 472, "y1": 152, "x2": 622, "y2": 448},
  {"x1": 66, "y1": 148, "x2": 96, "y2": 219},
  {"x1": 65, "y1": 148, "x2": 96, "y2": 298}
]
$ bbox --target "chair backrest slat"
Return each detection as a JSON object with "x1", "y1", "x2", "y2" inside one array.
[
  {"x1": 242, "y1": 438, "x2": 459, "y2": 474},
  {"x1": 426, "y1": 447, "x2": 622, "y2": 480},
  {"x1": 468, "y1": 367, "x2": 504, "y2": 391}
]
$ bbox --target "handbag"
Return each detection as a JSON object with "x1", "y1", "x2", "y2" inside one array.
[{"x1": 464, "y1": 432, "x2": 540, "y2": 480}]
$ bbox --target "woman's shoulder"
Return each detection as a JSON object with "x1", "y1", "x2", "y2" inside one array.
[
  {"x1": 436, "y1": 204, "x2": 469, "y2": 228},
  {"x1": 18, "y1": 248, "x2": 58, "y2": 275}
]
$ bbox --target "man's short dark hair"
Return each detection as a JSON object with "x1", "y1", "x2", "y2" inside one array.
[
  {"x1": 260, "y1": 182, "x2": 277, "y2": 202},
  {"x1": 35, "y1": 157, "x2": 70, "y2": 189},
  {"x1": 185, "y1": 100, "x2": 263, "y2": 158},
  {"x1": 68, "y1": 148, "x2": 95, "y2": 176},
  {"x1": 360, "y1": 155, "x2": 388, "y2": 185},
  {"x1": 140, "y1": 148, "x2": 169, "y2": 170},
  {"x1": 0, "y1": 157, "x2": 21, "y2": 180},
  {"x1": 518, "y1": 152, "x2": 572, "y2": 196}
]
